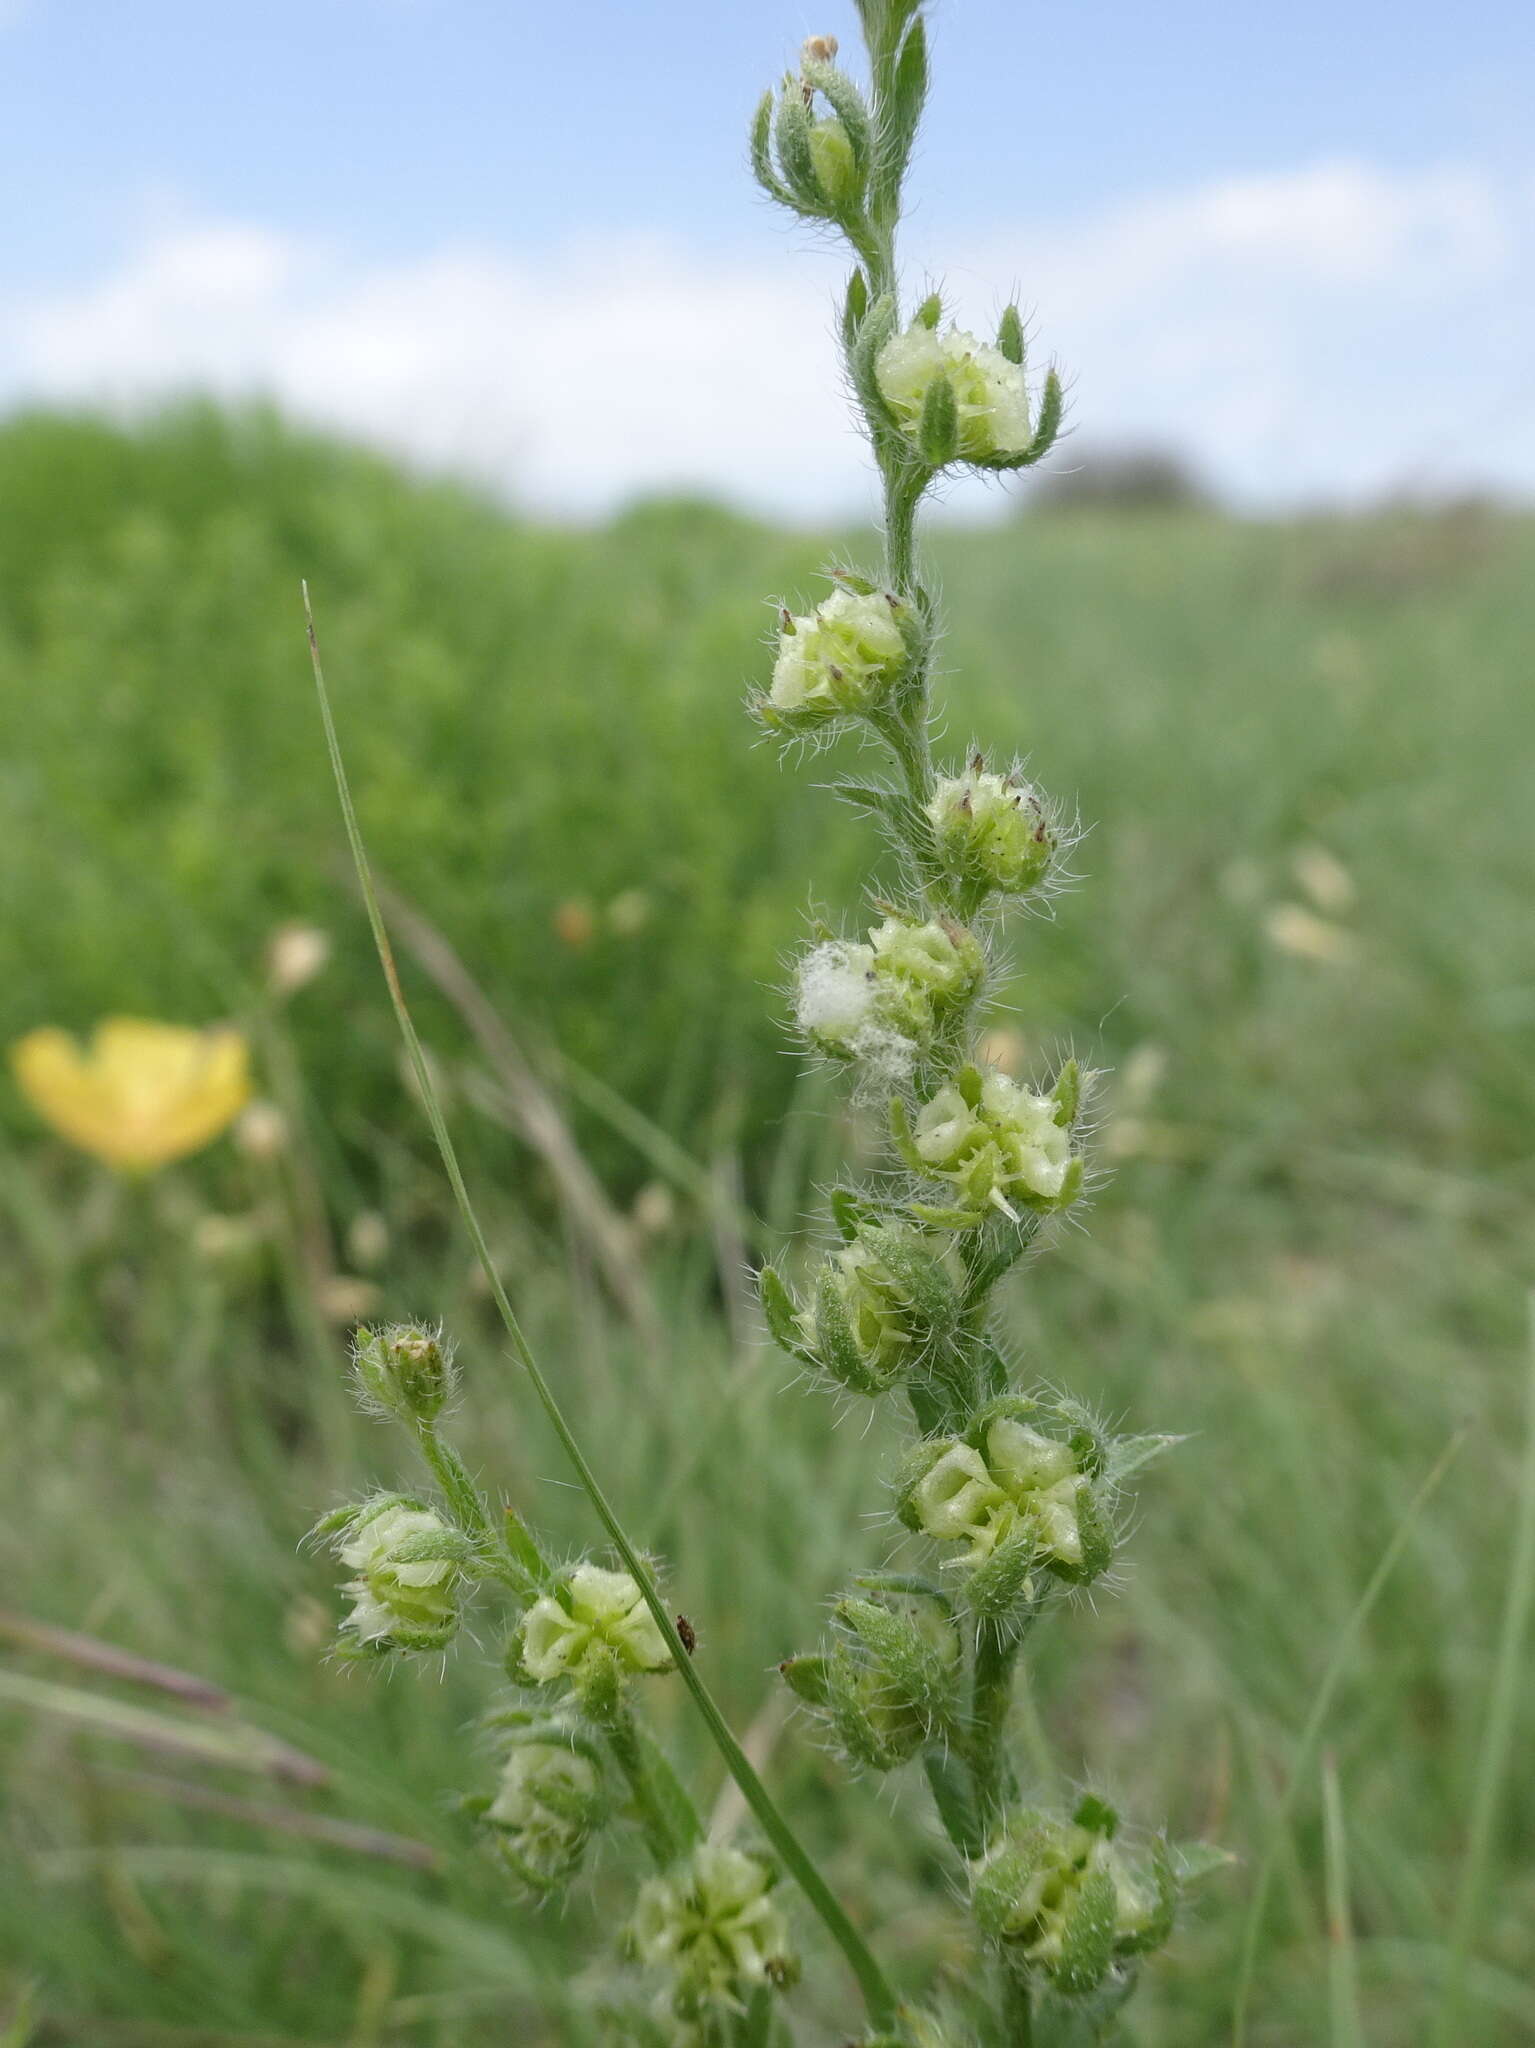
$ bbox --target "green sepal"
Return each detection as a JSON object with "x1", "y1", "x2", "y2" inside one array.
[
  {"x1": 1073, "y1": 1794, "x2": 1119, "y2": 1839},
  {"x1": 851, "y1": 1570, "x2": 950, "y2": 1606},
  {"x1": 815, "y1": 1261, "x2": 902, "y2": 1394},
  {"x1": 1051, "y1": 1155, "x2": 1086, "y2": 1210},
  {"x1": 841, "y1": 266, "x2": 870, "y2": 348},
  {"x1": 978, "y1": 366, "x2": 1067, "y2": 472},
  {"x1": 915, "y1": 291, "x2": 943, "y2": 329},
  {"x1": 835, "y1": 1595, "x2": 959, "y2": 1722},
  {"x1": 962, "y1": 1393, "x2": 1040, "y2": 1448},
  {"x1": 773, "y1": 85, "x2": 828, "y2": 213},
  {"x1": 386, "y1": 1527, "x2": 476, "y2": 1567},
  {"x1": 801, "y1": 56, "x2": 874, "y2": 180},
  {"x1": 830, "y1": 1187, "x2": 888, "y2": 1242},
  {"x1": 1052, "y1": 1057, "x2": 1081, "y2": 1128},
  {"x1": 1106, "y1": 1432, "x2": 1186, "y2": 1486},
  {"x1": 829, "y1": 563, "x2": 878, "y2": 596},
  {"x1": 956, "y1": 1063, "x2": 985, "y2": 1110},
  {"x1": 888, "y1": 1093, "x2": 928, "y2": 1174},
  {"x1": 966, "y1": 1530, "x2": 1040, "y2": 1623},
  {"x1": 1172, "y1": 1839, "x2": 1237, "y2": 1887},
  {"x1": 1049, "y1": 1480, "x2": 1113, "y2": 1587},
  {"x1": 910, "y1": 1201, "x2": 985, "y2": 1230},
  {"x1": 862, "y1": 1223, "x2": 961, "y2": 1334},
  {"x1": 757, "y1": 1265, "x2": 814, "y2": 1365},
  {"x1": 779, "y1": 1652, "x2": 834, "y2": 1708},
  {"x1": 917, "y1": 372, "x2": 959, "y2": 467},
  {"x1": 1052, "y1": 1866, "x2": 1118, "y2": 1996},
  {"x1": 1114, "y1": 1836, "x2": 1179, "y2": 1958},
  {"x1": 893, "y1": 1436, "x2": 954, "y2": 1532},
  {"x1": 997, "y1": 303, "x2": 1026, "y2": 367},
  {"x1": 748, "y1": 89, "x2": 794, "y2": 207}
]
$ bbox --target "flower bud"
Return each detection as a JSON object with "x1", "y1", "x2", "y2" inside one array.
[
  {"x1": 971, "y1": 1802, "x2": 1177, "y2": 1996},
  {"x1": 896, "y1": 1401, "x2": 1112, "y2": 1614},
  {"x1": 351, "y1": 1322, "x2": 457, "y2": 1424},
  {"x1": 785, "y1": 1585, "x2": 962, "y2": 1771},
  {"x1": 876, "y1": 321, "x2": 1032, "y2": 465},
  {"x1": 325, "y1": 1496, "x2": 468, "y2": 1654},
  {"x1": 926, "y1": 763, "x2": 1059, "y2": 898},
  {"x1": 481, "y1": 1723, "x2": 607, "y2": 1894},
  {"x1": 804, "y1": 1225, "x2": 962, "y2": 1395},
  {"x1": 764, "y1": 587, "x2": 909, "y2": 730},
  {"x1": 902, "y1": 1064, "x2": 1082, "y2": 1226},
  {"x1": 630, "y1": 1843, "x2": 799, "y2": 2014},
  {"x1": 808, "y1": 115, "x2": 858, "y2": 207},
  {"x1": 795, "y1": 914, "x2": 983, "y2": 1082},
  {"x1": 519, "y1": 1563, "x2": 673, "y2": 1701}
]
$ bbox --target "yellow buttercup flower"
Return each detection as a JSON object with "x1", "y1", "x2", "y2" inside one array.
[{"x1": 10, "y1": 1017, "x2": 252, "y2": 1172}]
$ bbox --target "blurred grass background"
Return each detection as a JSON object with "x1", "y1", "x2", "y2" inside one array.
[{"x1": 1, "y1": 405, "x2": 1532, "y2": 2045}]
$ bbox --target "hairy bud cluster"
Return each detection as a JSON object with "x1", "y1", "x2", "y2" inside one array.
[
  {"x1": 896, "y1": 1061, "x2": 1084, "y2": 1227},
  {"x1": 481, "y1": 1721, "x2": 608, "y2": 1894},
  {"x1": 519, "y1": 1564, "x2": 673, "y2": 1708},
  {"x1": 795, "y1": 913, "x2": 983, "y2": 1079},
  {"x1": 927, "y1": 759, "x2": 1060, "y2": 900},
  {"x1": 352, "y1": 1321, "x2": 457, "y2": 1424},
  {"x1": 764, "y1": 585, "x2": 911, "y2": 731},
  {"x1": 629, "y1": 1843, "x2": 799, "y2": 2016},
  {"x1": 971, "y1": 1800, "x2": 1177, "y2": 1996},
  {"x1": 323, "y1": 1495, "x2": 469, "y2": 1655},
  {"x1": 781, "y1": 1581, "x2": 961, "y2": 1770},
  {"x1": 897, "y1": 1400, "x2": 1113, "y2": 1617},
  {"x1": 759, "y1": 1221, "x2": 962, "y2": 1399}
]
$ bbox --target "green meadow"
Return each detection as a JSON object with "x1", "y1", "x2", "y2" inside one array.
[{"x1": 1, "y1": 405, "x2": 1532, "y2": 2044}]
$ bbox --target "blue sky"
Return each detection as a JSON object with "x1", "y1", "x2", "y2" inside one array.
[{"x1": 3, "y1": 0, "x2": 1532, "y2": 517}]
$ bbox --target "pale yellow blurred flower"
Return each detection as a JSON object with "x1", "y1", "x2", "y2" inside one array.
[
  {"x1": 234, "y1": 1099, "x2": 288, "y2": 1160},
  {"x1": 1291, "y1": 844, "x2": 1356, "y2": 916},
  {"x1": 266, "y1": 921, "x2": 331, "y2": 997},
  {"x1": 1264, "y1": 902, "x2": 1357, "y2": 965},
  {"x1": 11, "y1": 1018, "x2": 252, "y2": 1172}
]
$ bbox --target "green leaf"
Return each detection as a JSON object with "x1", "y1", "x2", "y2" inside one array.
[{"x1": 501, "y1": 1507, "x2": 552, "y2": 1588}]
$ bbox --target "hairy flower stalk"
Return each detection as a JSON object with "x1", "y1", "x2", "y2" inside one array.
[
  {"x1": 750, "y1": 5, "x2": 1218, "y2": 2038},
  {"x1": 301, "y1": 6, "x2": 1216, "y2": 2043}
]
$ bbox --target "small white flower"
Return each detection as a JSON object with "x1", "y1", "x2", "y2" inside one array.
[
  {"x1": 520, "y1": 1563, "x2": 672, "y2": 1686},
  {"x1": 336, "y1": 1502, "x2": 461, "y2": 1652},
  {"x1": 767, "y1": 587, "x2": 907, "y2": 726},
  {"x1": 876, "y1": 322, "x2": 1032, "y2": 462}
]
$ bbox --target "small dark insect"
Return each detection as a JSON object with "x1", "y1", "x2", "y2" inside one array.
[{"x1": 675, "y1": 1615, "x2": 697, "y2": 1656}]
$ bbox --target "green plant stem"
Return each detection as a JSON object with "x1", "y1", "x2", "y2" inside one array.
[
  {"x1": 602, "y1": 1705, "x2": 690, "y2": 1871},
  {"x1": 969, "y1": 1619, "x2": 1024, "y2": 1830},
  {"x1": 305, "y1": 589, "x2": 898, "y2": 2033},
  {"x1": 413, "y1": 1423, "x2": 491, "y2": 1540},
  {"x1": 1001, "y1": 1963, "x2": 1035, "y2": 2046}
]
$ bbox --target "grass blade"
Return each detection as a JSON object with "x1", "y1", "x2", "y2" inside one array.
[
  {"x1": 301, "y1": 586, "x2": 897, "y2": 2031},
  {"x1": 1321, "y1": 1750, "x2": 1363, "y2": 2048},
  {"x1": 1433, "y1": 1293, "x2": 1535, "y2": 2043},
  {"x1": 1231, "y1": 1428, "x2": 1463, "y2": 2044}
]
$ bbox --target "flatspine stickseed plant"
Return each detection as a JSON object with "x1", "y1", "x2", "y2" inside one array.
[{"x1": 303, "y1": 7, "x2": 1221, "y2": 2043}]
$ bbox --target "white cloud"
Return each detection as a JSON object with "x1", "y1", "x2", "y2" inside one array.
[{"x1": 5, "y1": 158, "x2": 1529, "y2": 516}]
